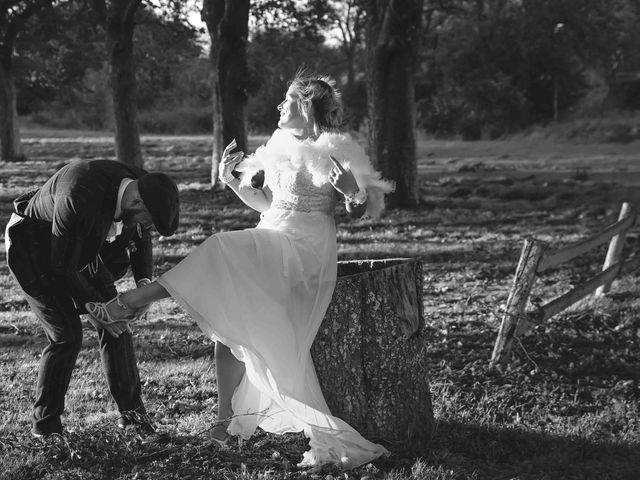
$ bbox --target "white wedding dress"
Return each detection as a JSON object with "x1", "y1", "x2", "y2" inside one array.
[{"x1": 157, "y1": 129, "x2": 393, "y2": 468}]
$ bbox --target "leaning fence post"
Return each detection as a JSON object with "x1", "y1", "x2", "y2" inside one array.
[
  {"x1": 596, "y1": 202, "x2": 634, "y2": 296},
  {"x1": 491, "y1": 238, "x2": 546, "y2": 366}
]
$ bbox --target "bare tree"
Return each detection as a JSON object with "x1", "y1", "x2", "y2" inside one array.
[
  {"x1": 92, "y1": 0, "x2": 143, "y2": 167},
  {"x1": 327, "y1": 0, "x2": 364, "y2": 91},
  {"x1": 362, "y1": 0, "x2": 423, "y2": 208},
  {"x1": 202, "y1": 0, "x2": 249, "y2": 187},
  {"x1": 0, "y1": 0, "x2": 54, "y2": 162}
]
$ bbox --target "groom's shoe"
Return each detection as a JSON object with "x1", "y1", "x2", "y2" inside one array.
[
  {"x1": 31, "y1": 430, "x2": 49, "y2": 440},
  {"x1": 117, "y1": 413, "x2": 169, "y2": 445},
  {"x1": 31, "y1": 425, "x2": 63, "y2": 440},
  {"x1": 117, "y1": 414, "x2": 133, "y2": 430},
  {"x1": 117, "y1": 411, "x2": 151, "y2": 430},
  {"x1": 136, "y1": 423, "x2": 170, "y2": 445}
]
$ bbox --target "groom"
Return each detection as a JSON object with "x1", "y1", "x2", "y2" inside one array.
[{"x1": 4, "y1": 159, "x2": 180, "y2": 439}]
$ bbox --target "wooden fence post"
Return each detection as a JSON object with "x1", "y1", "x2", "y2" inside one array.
[
  {"x1": 596, "y1": 202, "x2": 634, "y2": 296},
  {"x1": 491, "y1": 238, "x2": 545, "y2": 366}
]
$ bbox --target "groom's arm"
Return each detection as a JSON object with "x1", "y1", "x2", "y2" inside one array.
[
  {"x1": 129, "y1": 226, "x2": 153, "y2": 284},
  {"x1": 49, "y1": 195, "x2": 105, "y2": 309}
]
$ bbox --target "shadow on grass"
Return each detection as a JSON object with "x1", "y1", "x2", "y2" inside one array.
[
  {"x1": 0, "y1": 427, "x2": 309, "y2": 480},
  {"x1": 2, "y1": 418, "x2": 637, "y2": 480},
  {"x1": 420, "y1": 418, "x2": 640, "y2": 479},
  {"x1": 525, "y1": 319, "x2": 640, "y2": 383}
]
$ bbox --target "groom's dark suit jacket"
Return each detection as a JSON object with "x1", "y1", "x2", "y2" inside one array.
[{"x1": 9, "y1": 159, "x2": 153, "y2": 309}]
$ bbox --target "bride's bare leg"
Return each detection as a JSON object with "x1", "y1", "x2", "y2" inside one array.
[
  {"x1": 213, "y1": 341, "x2": 245, "y2": 439},
  {"x1": 121, "y1": 282, "x2": 170, "y2": 308},
  {"x1": 105, "y1": 282, "x2": 170, "y2": 320}
]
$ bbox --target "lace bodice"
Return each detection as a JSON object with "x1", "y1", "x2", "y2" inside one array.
[
  {"x1": 267, "y1": 164, "x2": 336, "y2": 214},
  {"x1": 240, "y1": 129, "x2": 394, "y2": 217}
]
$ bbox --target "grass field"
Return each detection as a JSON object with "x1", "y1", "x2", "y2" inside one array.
[{"x1": 1, "y1": 133, "x2": 640, "y2": 479}]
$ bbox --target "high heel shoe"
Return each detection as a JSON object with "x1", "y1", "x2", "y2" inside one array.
[{"x1": 85, "y1": 295, "x2": 133, "y2": 337}]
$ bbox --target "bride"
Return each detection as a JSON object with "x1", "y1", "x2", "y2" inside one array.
[{"x1": 86, "y1": 71, "x2": 394, "y2": 469}]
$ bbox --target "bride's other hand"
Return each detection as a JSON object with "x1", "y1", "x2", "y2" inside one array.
[
  {"x1": 219, "y1": 139, "x2": 245, "y2": 184},
  {"x1": 329, "y1": 156, "x2": 367, "y2": 219},
  {"x1": 328, "y1": 155, "x2": 358, "y2": 197}
]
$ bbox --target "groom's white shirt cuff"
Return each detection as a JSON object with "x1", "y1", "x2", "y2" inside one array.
[{"x1": 106, "y1": 178, "x2": 134, "y2": 243}]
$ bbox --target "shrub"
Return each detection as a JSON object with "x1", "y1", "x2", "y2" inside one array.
[
  {"x1": 29, "y1": 108, "x2": 89, "y2": 130},
  {"x1": 138, "y1": 106, "x2": 212, "y2": 134},
  {"x1": 419, "y1": 74, "x2": 529, "y2": 140}
]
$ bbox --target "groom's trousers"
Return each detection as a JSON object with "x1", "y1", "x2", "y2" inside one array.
[{"x1": 5, "y1": 214, "x2": 146, "y2": 435}]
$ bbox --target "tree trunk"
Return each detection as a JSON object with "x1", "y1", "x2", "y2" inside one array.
[
  {"x1": 105, "y1": 0, "x2": 142, "y2": 167},
  {"x1": 100, "y1": 61, "x2": 115, "y2": 131},
  {"x1": 311, "y1": 258, "x2": 435, "y2": 450},
  {"x1": 203, "y1": 0, "x2": 249, "y2": 188},
  {"x1": 0, "y1": 46, "x2": 25, "y2": 162},
  {"x1": 363, "y1": 0, "x2": 423, "y2": 209},
  {"x1": 1, "y1": 0, "x2": 55, "y2": 163}
]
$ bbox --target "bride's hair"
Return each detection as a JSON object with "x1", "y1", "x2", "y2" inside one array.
[{"x1": 288, "y1": 69, "x2": 343, "y2": 136}]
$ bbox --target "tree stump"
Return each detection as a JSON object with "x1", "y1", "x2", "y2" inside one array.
[{"x1": 311, "y1": 258, "x2": 434, "y2": 448}]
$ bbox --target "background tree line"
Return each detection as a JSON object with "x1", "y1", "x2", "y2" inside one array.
[
  {"x1": 2, "y1": 0, "x2": 640, "y2": 207},
  {"x1": 11, "y1": 0, "x2": 640, "y2": 136}
]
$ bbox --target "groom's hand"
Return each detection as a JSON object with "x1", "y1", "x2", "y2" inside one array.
[
  {"x1": 85, "y1": 313, "x2": 130, "y2": 338},
  {"x1": 104, "y1": 320, "x2": 131, "y2": 338}
]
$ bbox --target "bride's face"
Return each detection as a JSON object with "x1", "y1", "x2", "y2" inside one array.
[{"x1": 277, "y1": 87, "x2": 308, "y2": 131}]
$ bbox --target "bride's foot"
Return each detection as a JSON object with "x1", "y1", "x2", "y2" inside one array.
[
  {"x1": 87, "y1": 295, "x2": 135, "y2": 322},
  {"x1": 85, "y1": 295, "x2": 136, "y2": 337},
  {"x1": 210, "y1": 420, "x2": 231, "y2": 447}
]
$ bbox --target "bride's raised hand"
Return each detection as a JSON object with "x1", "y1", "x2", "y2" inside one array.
[{"x1": 219, "y1": 139, "x2": 245, "y2": 184}]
